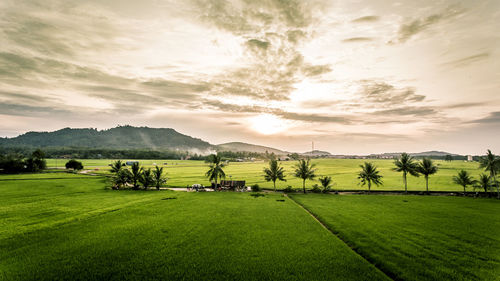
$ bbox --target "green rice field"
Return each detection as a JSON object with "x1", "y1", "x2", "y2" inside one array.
[
  {"x1": 1, "y1": 175, "x2": 498, "y2": 280},
  {"x1": 44, "y1": 158, "x2": 484, "y2": 191}
]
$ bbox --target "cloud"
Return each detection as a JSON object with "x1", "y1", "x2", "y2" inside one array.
[
  {"x1": 191, "y1": 0, "x2": 331, "y2": 102},
  {"x1": 342, "y1": 37, "x2": 374, "y2": 43},
  {"x1": 394, "y1": 6, "x2": 463, "y2": 43},
  {"x1": 360, "y1": 81, "x2": 426, "y2": 105},
  {"x1": 442, "y1": 52, "x2": 490, "y2": 68},
  {"x1": 352, "y1": 16, "x2": 379, "y2": 23},
  {"x1": 276, "y1": 112, "x2": 352, "y2": 124},
  {"x1": 372, "y1": 106, "x2": 436, "y2": 116},
  {"x1": 0, "y1": 102, "x2": 72, "y2": 117},
  {"x1": 468, "y1": 112, "x2": 500, "y2": 124}
]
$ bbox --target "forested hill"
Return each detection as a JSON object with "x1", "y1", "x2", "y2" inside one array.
[{"x1": 0, "y1": 126, "x2": 213, "y2": 151}]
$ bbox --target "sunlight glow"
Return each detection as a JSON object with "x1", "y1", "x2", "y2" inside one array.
[{"x1": 249, "y1": 114, "x2": 289, "y2": 135}]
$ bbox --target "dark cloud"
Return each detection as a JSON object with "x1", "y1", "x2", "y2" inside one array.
[
  {"x1": 202, "y1": 99, "x2": 352, "y2": 124},
  {"x1": 352, "y1": 16, "x2": 379, "y2": 23},
  {"x1": 360, "y1": 81, "x2": 425, "y2": 105},
  {"x1": 276, "y1": 112, "x2": 352, "y2": 124},
  {"x1": 372, "y1": 106, "x2": 436, "y2": 116},
  {"x1": 394, "y1": 6, "x2": 463, "y2": 43},
  {"x1": 442, "y1": 52, "x2": 490, "y2": 68},
  {"x1": 342, "y1": 37, "x2": 374, "y2": 43},
  {"x1": 468, "y1": 112, "x2": 500, "y2": 124},
  {"x1": 444, "y1": 102, "x2": 488, "y2": 109},
  {"x1": 0, "y1": 103, "x2": 71, "y2": 117},
  {"x1": 0, "y1": 91, "x2": 47, "y2": 103}
]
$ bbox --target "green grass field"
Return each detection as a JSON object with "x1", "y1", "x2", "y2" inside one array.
[
  {"x1": 291, "y1": 194, "x2": 500, "y2": 281},
  {"x1": 44, "y1": 158, "x2": 484, "y2": 192},
  {"x1": 1, "y1": 177, "x2": 388, "y2": 280},
  {"x1": 1, "y1": 175, "x2": 498, "y2": 280}
]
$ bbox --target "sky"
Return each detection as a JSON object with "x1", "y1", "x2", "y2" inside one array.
[{"x1": 0, "y1": 0, "x2": 499, "y2": 155}]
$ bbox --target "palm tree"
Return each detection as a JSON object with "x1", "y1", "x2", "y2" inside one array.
[
  {"x1": 318, "y1": 176, "x2": 333, "y2": 193},
  {"x1": 479, "y1": 150, "x2": 500, "y2": 199},
  {"x1": 153, "y1": 166, "x2": 166, "y2": 190},
  {"x1": 416, "y1": 158, "x2": 438, "y2": 194},
  {"x1": 263, "y1": 158, "x2": 286, "y2": 192},
  {"x1": 294, "y1": 159, "x2": 316, "y2": 193},
  {"x1": 110, "y1": 160, "x2": 124, "y2": 174},
  {"x1": 205, "y1": 154, "x2": 226, "y2": 190},
  {"x1": 111, "y1": 169, "x2": 132, "y2": 190},
  {"x1": 474, "y1": 174, "x2": 492, "y2": 194},
  {"x1": 358, "y1": 162, "x2": 383, "y2": 192},
  {"x1": 139, "y1": 168, "x2": 155, "y2": 189},
  {"x1": 453, "y1": 170, "x2": 474, "y2": 195},
  {"x1": 130, "y1": 162, "x2": 143, "y2": 190},
  {"x1": 393, "y1": 153, "x2": 420, "y2": 193}
]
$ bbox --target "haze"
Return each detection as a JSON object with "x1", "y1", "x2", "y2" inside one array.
[{"x1": 0, "y1": 0, "x2": 499, "y2": 154}]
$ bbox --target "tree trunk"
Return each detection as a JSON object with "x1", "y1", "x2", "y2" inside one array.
[
  {"x1": 425, "y1": 175, "x2": 429, "y2": 194},
  {"x1": 368, "y1": 181, "x2": 371, "y2": 192},
  {"x1": 493, "y1": 174, "x2": 499, "y2": 199},
  {"x1": 463, "y1": 185, "x2": 466, "y2": 195},
  {"x1": 273, "y1": 180, "x2": 276, "y2": 192},
  {"x1": 303, "y1": 179, "x2": 306, "y2": 194},
  {"x1": 403, "y1": 172, "x2": 407, "y2": 193}
]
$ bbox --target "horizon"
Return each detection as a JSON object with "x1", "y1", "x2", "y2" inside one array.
[
  {"x1": 1, "y1": 0, "x2": 499, "y2": 155},
  {"x1": 0, "y1": 125, "x2": 489, "y2": 156}
]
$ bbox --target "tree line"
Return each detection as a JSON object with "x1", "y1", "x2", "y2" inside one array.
[
  {"x1": 206, "y1": 150, "x2": 500, "y2": 198},
  {"x1": 0, "y1": 149, "x2": 47, "y2": 173}
]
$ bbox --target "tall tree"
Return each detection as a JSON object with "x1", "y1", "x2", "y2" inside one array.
[
  {"x1": 452, "y1": 170, "x2": 474, "y2": 195},
  {"x1": 474, "y1": 174, "x2": 493, "y2": 194},
  {"x1": 416, "y1": 158, "x2": 438, "y2": 194},
  {"x1": 393, "y1": 152, "x2": 420, "y2": 193},
  {"x1": 358, "y1": 162, "x2": 383, "y2": 192},
  {"x1": 111, "y1": 169, "x2": 132, "y2": 190},
  {"x1": 318, "y1": 176, "x2": 333, "y2": 193},
  {"x1": 263, "y1": 158, "x2": 286, "y2": 192},
  {"x1": 294, "y1": 159, "x2": 316, "y2": 194},
  {"x1": 110, "y1": 160, "x2": 125, "y2": 174},
  {"x1": 479, "y1": 150, "x2": 500, "y2": 199},
  {"x1": 130, "y1": 162, "x2": 143, "y2": 190},
  {"x1": 205, "y1": 154, "x2": 226, "y2": 190},
  {"x1": 139, "y1": 168, "x2": 155, "y2": 189},
  {"x1": 153, "y1": 166, "x2": 166, "y2": 190}
]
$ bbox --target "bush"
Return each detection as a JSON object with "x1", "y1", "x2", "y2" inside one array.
[
  {"x1": 283, "y1": 185, "x2": 294, "y2": 193},
  {"x1": 311, "y1": 184, "x2": 322, "y2": 193},
  {"x1": 65, "y1": 159, "x2": 83, "y2": 171},
  {"x1": 251, "y1": 184, "x2": 261, "y2": 192},
  {"x1": 250, "y1": 193, "x2": 265, "y2": 198}
]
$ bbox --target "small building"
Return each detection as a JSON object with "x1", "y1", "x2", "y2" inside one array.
[
  {"x1": 467, "y1": 155, "x2": 473, "y2": 162},
  {"x1": 126, "y1": 161, "x2": 139, "y2": 166}
]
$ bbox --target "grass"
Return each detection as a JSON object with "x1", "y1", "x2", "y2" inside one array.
[
  {"x1": 44, "y1": 158, "x2": 484, "y2": 192},
  {"x1": 291, "y1": 194, "x2": 500, "y2": 281},
  {"x1": 0, "y1": 177, "x2": 388, "y2": 281}
]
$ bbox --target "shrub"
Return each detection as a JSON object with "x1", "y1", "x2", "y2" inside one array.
[
  {"x1": 251, "y1": 184, "x2": 261, "y2": 192},
  {"x1": 283, "y1": 185, "x2": 294, "y2": 193},
  {"x1": 250, "y1": 193, "x2": 265, "y2": 198},
  {"x1": 65, "y1": 159, "x2": 83, "y2": 171},
  {"x1": 311, "y1": 184, "x2": 322, "y2": 193}
]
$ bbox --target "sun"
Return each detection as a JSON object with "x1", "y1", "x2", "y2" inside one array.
[{"x1": 249, "y1": 114, "x2": 288, "y2": 135}]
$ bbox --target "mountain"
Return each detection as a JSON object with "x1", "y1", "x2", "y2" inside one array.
[
  {"x1": 300, "y1": 150, "x2": 331, "y2": 157},
  {"x1": 410, "y1": 151, "x2": 462, "y2": 157},
  {"x1": 369, "y1": 151, "x2": 462, "y2": 158},
  {"x1": 216, "y1": 142, "x2": 288, "y2": 155},
  {"x1": 0, "y1": 126, "x2": 213, "y2": 151}
]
